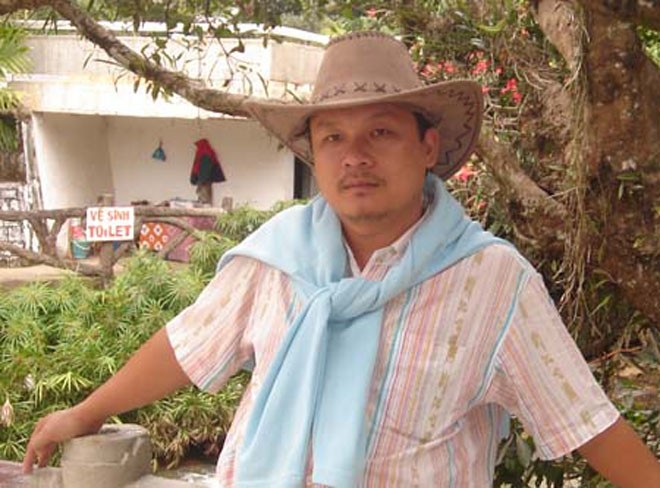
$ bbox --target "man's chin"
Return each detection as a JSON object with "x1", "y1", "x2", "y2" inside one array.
[{"x1": 340, "y1": 209, "x2": 389, "y2": 223}]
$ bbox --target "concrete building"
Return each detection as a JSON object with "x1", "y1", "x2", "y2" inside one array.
[{"x1": 8, "y1": 24, "x2": 325, "y2": 211}]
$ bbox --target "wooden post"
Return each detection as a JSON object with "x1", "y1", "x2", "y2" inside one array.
[{"x1": 97, "y1": 193, "x2": 115, "y2": 283}]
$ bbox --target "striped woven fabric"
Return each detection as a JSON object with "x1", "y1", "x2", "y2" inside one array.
[{"x1": 166, "y1": 242, "x2": 619, "y2": 487}]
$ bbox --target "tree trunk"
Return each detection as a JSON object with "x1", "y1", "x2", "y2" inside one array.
[
  {"x1": 532, "y1": 0, "x2": 660, "y2": 334},
  {"x1": 579, "y1": 0, "x2": 660, "y2": 327}
]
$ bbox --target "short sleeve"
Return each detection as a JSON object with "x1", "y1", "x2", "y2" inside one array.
[
  {"x1": 488, "y1": 271, "x2": 620, "y2": 459},
  {"x1": 166, "y1": 256, "x2": 260, "y2": 393}
]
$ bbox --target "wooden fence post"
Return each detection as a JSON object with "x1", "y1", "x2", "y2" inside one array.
[{"x1": 97, "y1": 193, "x2": 115, "y2": 283}]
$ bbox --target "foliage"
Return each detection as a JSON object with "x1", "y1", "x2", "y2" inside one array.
[
  {"x1": 0, "y1": 200, "x2": 304, "y2": 468},
  {"x1": 214, "y1": 199, "x2": 305, "y2": 242},
  {"x1": 0, "y1": 255, "x2": 246, "y2": 468},
  {"x1": 638, "y1": 26, "x2": 660, "y2": 67},
  {"x1": 0, "y1": 24, "x2": 30, "y2": 151}
]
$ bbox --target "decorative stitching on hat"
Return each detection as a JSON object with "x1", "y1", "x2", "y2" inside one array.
[
  {"x1": 333, "y1": 84, "x2": 347, "y2": 96},
  {"x1": 314, "y1": 83, "x2": 405, "y2": 102},
  {"x1": 326, "y1": 31, "x2": 400, "y2": 47},
  {"x1": 436, "y1": 88, "x2": 479, "y2": 167}
]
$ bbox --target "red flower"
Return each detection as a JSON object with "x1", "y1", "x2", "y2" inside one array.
[
  {"x1": 471, "y1": 60, "x2": 489, "y2": 76},
  {"x1": 439, "y1": 61, "x2": 456, "y2": 74}
]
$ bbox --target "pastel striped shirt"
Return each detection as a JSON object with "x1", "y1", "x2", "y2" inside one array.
[{"x1": 166, "y1": 241, "x2": 619, "y2": 487}]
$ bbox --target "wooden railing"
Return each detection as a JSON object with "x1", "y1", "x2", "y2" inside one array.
[{"x1": 0, "y1": 206, "x2": 223, "y2": 282}]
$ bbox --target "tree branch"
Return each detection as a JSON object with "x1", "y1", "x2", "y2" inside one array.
[
  {"x1": 50, "y1": 0, "x2": 254, "y2": 116},
  {"x1": 476, "y1": 125, "x2": 568, "y2": 252},
  {"x1": 0, "y1": 0, "x2": 257, "y2": 116}
]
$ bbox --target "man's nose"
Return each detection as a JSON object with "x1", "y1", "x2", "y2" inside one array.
[{"x1": 341, "y1": 136, "x2": 374, "y2": 168}]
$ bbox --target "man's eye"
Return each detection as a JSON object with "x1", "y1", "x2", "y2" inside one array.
[
  {"x1": 324, "y1": 134, "x2": 341, "y2": 142},
  {"x1": 372, "y1": 128, "x2": 391, "y2": 137}
]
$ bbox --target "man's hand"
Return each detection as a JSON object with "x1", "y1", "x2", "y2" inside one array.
[{"x1": 22, "y1": 405, "x2": 104, "y2": 473}]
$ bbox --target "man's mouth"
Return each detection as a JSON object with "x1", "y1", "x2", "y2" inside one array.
[
  {"x1": 341, "y1": 180, "x2": 380, "y2": 190},
  {"x1": 339, "y1": 174, "x2": 384, "y2": 191}
]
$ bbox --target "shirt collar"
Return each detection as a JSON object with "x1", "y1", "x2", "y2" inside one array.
[{"x1": 344, "y1": 200, "x2": 431, "y2": 278}]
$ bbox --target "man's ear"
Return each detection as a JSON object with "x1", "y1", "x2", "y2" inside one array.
[{"x1": 422, "y1": 128, "x2": 440, "y2": 169}]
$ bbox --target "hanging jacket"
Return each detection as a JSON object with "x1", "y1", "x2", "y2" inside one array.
[{"x1": 190, "y1": 138, "x2": 226, "y2": 185}]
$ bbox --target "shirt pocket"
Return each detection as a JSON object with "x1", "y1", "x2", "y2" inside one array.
[{"x1": 376, "y1": 343, "x2": 468, "y2": 448}]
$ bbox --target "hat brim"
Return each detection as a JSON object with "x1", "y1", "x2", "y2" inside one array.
[{"x1": 245, "y1": 79, "x2": 483, "y2": 180}]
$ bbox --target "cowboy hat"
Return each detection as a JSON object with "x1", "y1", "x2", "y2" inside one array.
[{"x1": 245, "y1": 31, "x2": 483, "y2": 180}]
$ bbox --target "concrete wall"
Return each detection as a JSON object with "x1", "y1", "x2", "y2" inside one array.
[
  {"x1": 33, "y1": 113, "x2": 293, "y2": 210},
  {"x1": 33, "y1": 113, "x2": 114, "y2": 208},
  {"x1": 26, "y1": 35, "x2": 266, "y2": 83}
]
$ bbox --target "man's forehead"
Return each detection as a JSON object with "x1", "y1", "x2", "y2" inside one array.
[{"x1": 310, "y1": 103, "x2": 414, "y2": 127}]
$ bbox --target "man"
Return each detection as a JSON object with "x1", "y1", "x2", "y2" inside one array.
[{"x1": 24, "y1": 32, "x2": 659, "y2": 487}]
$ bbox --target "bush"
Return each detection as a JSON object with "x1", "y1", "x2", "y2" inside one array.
[{"x1": 0, "y1": 201, "x2": 302, "y2": 468}]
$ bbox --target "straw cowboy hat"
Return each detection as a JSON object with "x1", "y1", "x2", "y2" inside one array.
[{"x1": 245, "y1": 31, "x2": 483, "y2": 180}]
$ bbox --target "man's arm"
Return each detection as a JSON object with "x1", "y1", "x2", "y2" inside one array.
[
  {"x1": 23, "y1": 327, "x2": 190, "y2": 473},
  {"x1": 578, "y1": 416, "x2": 660, "y2": 487}
]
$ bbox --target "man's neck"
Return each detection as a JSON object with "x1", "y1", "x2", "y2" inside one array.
[{"x1": 342, "y1": 208, "x2": 425, "y2": 270}]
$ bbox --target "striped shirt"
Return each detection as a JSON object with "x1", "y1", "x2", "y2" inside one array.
[{"x1": 166, "y1": 238, "x2": 619, "y2": 487}]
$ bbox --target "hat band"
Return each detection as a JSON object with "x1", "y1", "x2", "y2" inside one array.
[{"x1": 312, "y1": 81, "x2": 416, "y2": 103}]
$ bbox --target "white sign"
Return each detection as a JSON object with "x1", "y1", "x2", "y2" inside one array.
[{"x1": 85, "y1": 206, "x2": 135, "y2": 242}]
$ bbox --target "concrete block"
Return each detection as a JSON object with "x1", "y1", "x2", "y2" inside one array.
[{"x1": 60, "y1": 424, "x2": 152, "y2": 488}]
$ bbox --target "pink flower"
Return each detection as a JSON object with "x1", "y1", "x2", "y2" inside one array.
[
  {"x1": 421, "y1": 63, "x2": 435, "y2": 78},
  {"x1": 443, "y1": 61, "x2": 456, "y2": 74},
  {"x1": 481, "y1": 85, "x2": 490, "y2": 94},
  {"x1": 453, "y1": 165, "x2": 478, "y2": 182},
  {"x1": 501, "y1": 78, "x2": 518, "y2": 93},
  {"x1": 499, "y1": 77, "x2": 522, "y2": 104}
]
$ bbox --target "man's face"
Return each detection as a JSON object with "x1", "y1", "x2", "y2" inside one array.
[{"x1": 310, "y1": 103, "x2": 439, "y2": 229}]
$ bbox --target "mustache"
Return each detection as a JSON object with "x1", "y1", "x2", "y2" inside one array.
[{"x1": 337, "y1": 172, "x2": 386, "y2": 190}]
